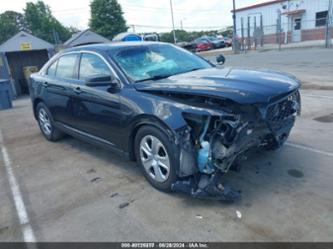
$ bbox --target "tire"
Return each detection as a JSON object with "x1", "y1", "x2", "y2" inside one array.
[
  {"x1": 36, "y1": 102, "x2": 64, "y2": 141},
  {"x1": 134, "y1": 126, "x2": 178, "y2": 192}
]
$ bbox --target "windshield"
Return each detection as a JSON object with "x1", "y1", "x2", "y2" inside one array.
[{"x1": 111, "y1": 44, "x2": 212, "y2": 82}]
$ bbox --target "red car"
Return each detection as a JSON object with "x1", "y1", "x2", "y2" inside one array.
[{"x1": 195, "y1": 39, "x2": 213, "y2": 52}]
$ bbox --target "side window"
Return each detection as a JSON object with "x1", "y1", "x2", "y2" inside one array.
[
  {"x1": 47, "y1": 60, "x2": 58, "y2": 76},
  {"x1": 56, "y1": 54, "x2": 78, "y2": 79},
  {"x1": 79, "y1": 53, "x2": 111, "y2": 81}
]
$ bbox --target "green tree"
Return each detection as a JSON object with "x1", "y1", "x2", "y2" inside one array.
[
  {"x1": 221, "y1": 26, "x2": 233, "y2": 38},
  {"x1": 160, "y1": 30, "x2": 193, "y2": 43},
  {"x1": 67, "y1": 26, "x2": 80, "y2": 35},
  {"x1": 24, "y1": 1, "x2": 71, "y2": 44},
  {"x1": 89, "y1": 0, "x2": 127, "y2": 40},
  {"x1": 160, "y1": 28, "x2": 234, "y2": 44},
  {"x1": 160, "y1": 32, "x2": 174, "y2": 43},
  {"x1": 0, "y1": 11, "x2": 28, "y2": 44}
]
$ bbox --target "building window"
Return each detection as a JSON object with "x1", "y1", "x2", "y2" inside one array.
[
  {"x1": 294, "y1": 18, "x2": 301, "y2": 30},
  {"x1": 316, "y1": 11, "x2": 328, "y2": 27}
]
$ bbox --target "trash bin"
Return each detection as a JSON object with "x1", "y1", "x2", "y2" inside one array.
[{"x1": 0, "y1": 79, "x2": 13, "y2": 110}]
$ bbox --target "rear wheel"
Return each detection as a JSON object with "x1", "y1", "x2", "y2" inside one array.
[
  {"x1": 36, "y1": 102, "x2": 64, "y2": 141},
  {"x1": 135, "y1": 126, "x2": 178, "y2": 192}
]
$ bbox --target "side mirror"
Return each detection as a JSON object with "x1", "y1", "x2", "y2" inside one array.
[
  {"x1": 216, "y1": 54, "x2": 226, "y2": 65},
  {"x1": 85, "y1": 75, "x2": 119, "y2": 88}
]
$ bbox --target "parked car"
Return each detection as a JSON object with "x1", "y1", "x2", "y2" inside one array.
[
  {"x1": 206, "y1": 36, "x2": 226, "y2": 48},
  {"x1": 176, "y1": 41, "x2": 196, "y2": 52},
  {"x1": 195, "y1": 37, "x2": 225, "y2": 50},
  {"x1": 194, "y1": 38, "x2": 213, "y2": 52},
  {"x1": 224, "y1": 37, "x2": 232, "y2": 47},
  {"x1": 29, "y1": 42, "x2": 301, "y2": 201},
  {"x1": 143, "y1": 33, "x2": 160, "y2": 42},
  {"x1": 195, "y1": 41, "x2": 212, "y2": 52}
]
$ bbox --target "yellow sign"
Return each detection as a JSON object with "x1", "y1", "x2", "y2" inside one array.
[{"x1": 20, "y1": 42, "x2": 32, "y2": 50}]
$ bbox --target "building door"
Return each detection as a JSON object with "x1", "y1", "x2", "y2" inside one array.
[{"x1": 292, "y1": 17, "x2": 302, "y2": 42}]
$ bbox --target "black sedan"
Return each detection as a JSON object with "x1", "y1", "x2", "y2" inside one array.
[{"x1": 29, "y1": 42, "x2": 301, "y2": 201}]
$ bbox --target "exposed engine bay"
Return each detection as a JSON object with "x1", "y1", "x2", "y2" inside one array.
[{"x1": 170, "y1": 90, "x2": 301, "y2": 201}]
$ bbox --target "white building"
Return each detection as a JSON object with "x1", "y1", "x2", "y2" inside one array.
[{"x1": 233, "y1": 0, "x2": 332, "y2": 44}]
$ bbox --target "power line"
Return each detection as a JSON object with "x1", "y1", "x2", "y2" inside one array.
[
  {"x1": 130, "y1": 24, "x2": 228, "y2": 30},
  {"x1": 52, "y1": 7, "x2": 89, "y2": 13},
  {"x1": 50, "y1": 2, "x2": 232, "y2": 31},
  {"x1": 121, "y1": 4, "x2": 227, "y2": 13},
  {"x1": 52, "y1": 4, "x2": 227, "y2": 14},
  {"x1": 120, "y1": 3, "x2": 186, "y2": 11}
]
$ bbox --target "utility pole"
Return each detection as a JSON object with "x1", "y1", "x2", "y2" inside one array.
[
  {"x1": 325, "y1": 0, "x2": 332, "y2": 48},
  {"x1": 277, "y1": 9, "x2": 282, "y2": 51},
  {"x1": 232, "y1": 0, "x2": 237, "y2": 53},
  {"x1": 180, "y1": 20, "x2": 183, "y2": 30},
  {"x1": 131, "y1": 25, "x2": 135, "y2": 33},
  {"x1": 170, "y1": 0, "x2": 177, "y2": 43}
]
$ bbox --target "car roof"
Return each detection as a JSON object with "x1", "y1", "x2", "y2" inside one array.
[{"x1": 63, "y1": 41, "x2": 171, "y2": 55}]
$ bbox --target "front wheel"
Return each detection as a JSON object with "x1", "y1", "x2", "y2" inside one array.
[{"x1": 135, "y1": 126, "x2": 178, "y2": 192}]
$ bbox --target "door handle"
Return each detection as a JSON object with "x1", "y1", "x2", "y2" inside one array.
[
  {"x1": 42, "y1": 82, "x2": 48, "y2": 87},
  {"x1": 73, "y1": 86, "x2": 83, "y2": 94}
]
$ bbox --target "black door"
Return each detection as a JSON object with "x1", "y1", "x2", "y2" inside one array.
[
  {"x1": 41, "y1": 53, "x2": 80, "y2": 126},
  {"x1": 70, "y1": 52, "x2": 123, "y2": 148}
]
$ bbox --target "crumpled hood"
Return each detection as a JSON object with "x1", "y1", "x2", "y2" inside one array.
[{"x1": 134, "y1": 67, "x2": 300, "y2": 104}]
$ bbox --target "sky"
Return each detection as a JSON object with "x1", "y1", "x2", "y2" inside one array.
[{"x1": 0, "y1": 0, "x2": 268, "y2": 32}]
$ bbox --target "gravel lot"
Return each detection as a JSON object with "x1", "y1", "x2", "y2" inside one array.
[{"x1": 0, "y1": 48, "x2": 333, "y2": 242}]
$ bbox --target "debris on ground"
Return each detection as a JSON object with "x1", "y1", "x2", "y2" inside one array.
[
  {"x1": 195, "y1": 214, "x2": 203, "y2": 219},
  {"x1": 110, "y1": 192, "x2": 119, "y2": 198},
  {"x1": 236, "y1": 210, "x2": 242, "y2": 219},
  {"x1": 86, "y1": 168, "x2": 96, "y2": 174},
  {"x1": 172, "y1": 173, "x2": 241, "y2": 201},
  {"x1": 119, "y1": 202, "x2": 130, "y2": 209},
  {"x1": 90, "y1": 177, "x2": 102, "y2": 183},
  {"x1": 287, "y1": 169, "x2": 304, "y2": 178}
]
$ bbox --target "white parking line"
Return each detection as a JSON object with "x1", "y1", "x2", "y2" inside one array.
[
  {"x1": 286, "y1": 142, "x2": 333, "y2": 158},
  {"x1": 0, "y1": 129, "x2": 36, "y2": 242},
  {"x1": 302, "y1": 94, "x2": 333, "y2": 100}
]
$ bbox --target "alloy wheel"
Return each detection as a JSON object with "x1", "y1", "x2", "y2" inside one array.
[{"x1": 38, "y1": 108, "x2": 52, "y2": 136}]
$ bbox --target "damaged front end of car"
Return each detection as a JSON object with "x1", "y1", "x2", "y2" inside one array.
[{"x1": 170, "y1": 90, "x2": 301, "y2": 201}]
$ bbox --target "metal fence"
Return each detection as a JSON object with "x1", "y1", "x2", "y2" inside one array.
[{"x1": 234, "y1": 9, "x2": 333, "y2": 52}]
